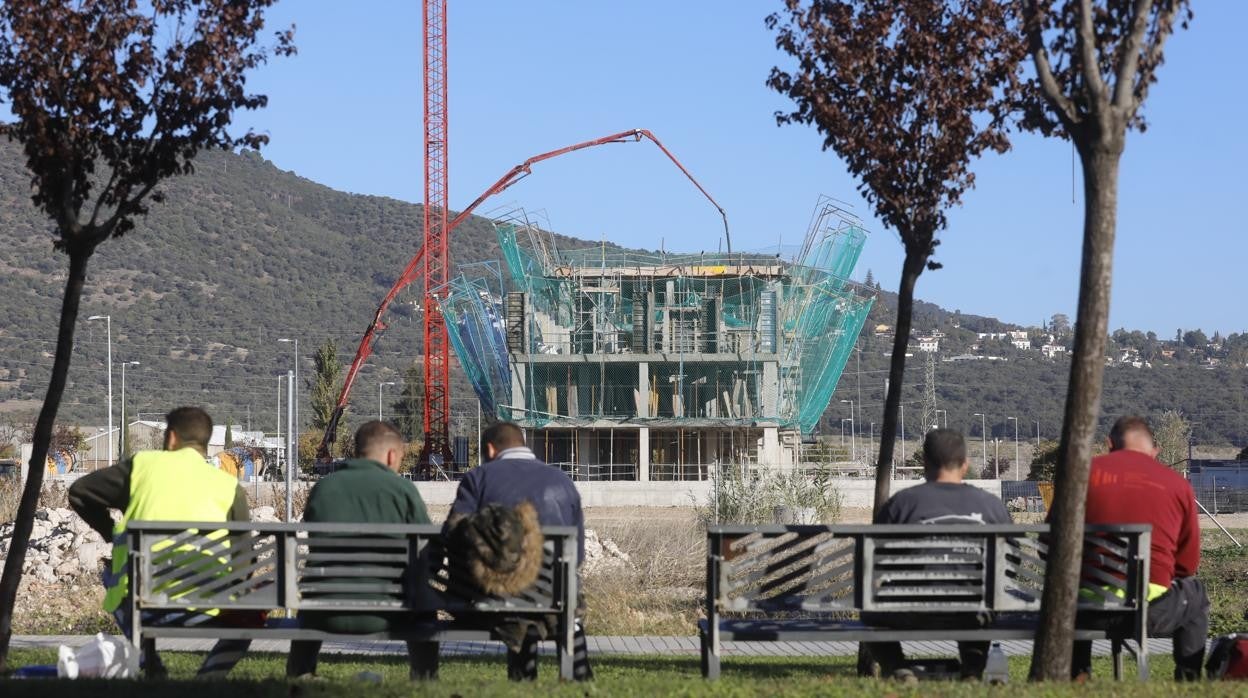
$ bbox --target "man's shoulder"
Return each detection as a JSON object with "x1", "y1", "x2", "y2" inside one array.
[
  {"x1": 1094, "y1": 451, "x2": 1189, "y2": 484},
  {"x1": 474, "y1": 457, "x2": 577, "y2": 497}
]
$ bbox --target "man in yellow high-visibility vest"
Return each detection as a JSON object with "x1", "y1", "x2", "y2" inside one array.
[{"x1": 69, "y1": 406, "x2": 250, "y2": 678}]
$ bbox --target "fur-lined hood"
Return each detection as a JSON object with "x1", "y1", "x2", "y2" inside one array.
[{"x1": 446, "y1": 501, "x2": 543, "y2": 597}]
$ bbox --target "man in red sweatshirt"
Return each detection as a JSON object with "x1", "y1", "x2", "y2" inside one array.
[{"x1": 1072, "y1": 415, "x2": 1208, "y2": 681}]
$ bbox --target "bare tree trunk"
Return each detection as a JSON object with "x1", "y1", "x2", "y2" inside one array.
[
  {"x1": 1030, "y1": 145, "x2": 1122, "y2": 680},
  {"x1": 0, "y1": 250, "x2": 91, "y2": 670},
  {"x1": 873, "y1": 251, "x2": 927, "y2": 516}
]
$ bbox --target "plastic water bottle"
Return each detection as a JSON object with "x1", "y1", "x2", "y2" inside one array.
[{"x1": 984, "y1": 642, "x2": 1009, "y2": 684}]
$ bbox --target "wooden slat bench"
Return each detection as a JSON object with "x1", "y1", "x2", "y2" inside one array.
[
  {"x1": 700, "y1": 524, "x2": 1152, "y2": 680},
  {"x1": 124, "y1": 521, "x2": 581, "y2": 679}
]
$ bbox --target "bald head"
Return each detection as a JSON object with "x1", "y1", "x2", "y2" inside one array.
[{"x1": 1108, "y1": 416, "x2": 1158, "y2": 457}]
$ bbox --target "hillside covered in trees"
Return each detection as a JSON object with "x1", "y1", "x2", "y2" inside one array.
[{"x1": 0, "y1": 143, "x2": 1243, "y2": 448}]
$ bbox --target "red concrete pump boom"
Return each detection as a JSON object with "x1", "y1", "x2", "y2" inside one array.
[{"x1": 317, "y1": 128, "x2": 730, "y2": 465}]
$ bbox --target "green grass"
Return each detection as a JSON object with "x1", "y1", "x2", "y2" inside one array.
[
  {"x1": 1199, "y1": 529, "x2": 1248, "y2": 636},
  {"x1": 1, "y1": 649, "x2": 1242, "y2": 697}
]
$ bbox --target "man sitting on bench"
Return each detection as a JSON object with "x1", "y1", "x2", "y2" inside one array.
[
  {"x1": 1070, "y1": 415, "x2": 1208, "y2": 681},
  {"x1": 864, "y1": 428, "x2": 1012, "y2": 682},
  {"x1": 446, "y1": 421, "x2": 592, "y2": 681},
  {"x1": 287, "y1": 421, "x2": 437, "y2": 680}
]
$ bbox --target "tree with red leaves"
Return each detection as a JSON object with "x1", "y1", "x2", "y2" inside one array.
[
  {"x1": 0, "y1": 0, "x2": 294, "y2": 669},
  {"x1": 766, "y1": 0, "x2": 1025, "y2": 515}
]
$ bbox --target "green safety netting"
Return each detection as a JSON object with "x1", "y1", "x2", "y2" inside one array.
[{"x1": 439, "y1": 208, "x2": 874, "y2": 434}]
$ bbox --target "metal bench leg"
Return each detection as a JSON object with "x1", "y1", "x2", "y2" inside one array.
[
  {"x1": 558, "y1": 635, "x2": 574, "y2": 681},
  {"x1": 1111, "y1": 639, "x2": 1124, "y2": 680},
  {"x1": 700, "y1": 628, "x2": 720, "y2": 680},
  {"x1": 1137, "y1": 637, "x2": 1149, "y2": 681},
  {"x1": 571, "y1": 620, "x2": 592, "y2": 681}
]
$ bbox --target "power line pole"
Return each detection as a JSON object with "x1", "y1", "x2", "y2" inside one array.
[{"x1": 919, "y1": 351, "x2": 938, "y2": 436}]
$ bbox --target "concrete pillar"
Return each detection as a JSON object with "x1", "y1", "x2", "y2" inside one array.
[
  {"x1": 510, "y1": 361, "x2": 526, "y2": 414},
  {"x1": 762, "y1": 427, "x2": 780, "y2": 467},
  {"x1": 761, "y1": 361, "x2": 779, "y2": 417},
  {"x1": 576, "y1": 429, "x2": 593, "y2": 466},
  {"x1": 638, "y1": 427, "x2": 650, "y2": 482},
  {"x1": 637, "y1": 362, "x2": 650, "y2": 418}
]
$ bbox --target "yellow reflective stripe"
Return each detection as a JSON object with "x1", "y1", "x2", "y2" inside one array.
[
  {"x1": 1078, "y1": 582, "x2": 1169, "y2": 603},
  {"x1": 102, "y1": 449, "x2": 238, "y2": 613}
]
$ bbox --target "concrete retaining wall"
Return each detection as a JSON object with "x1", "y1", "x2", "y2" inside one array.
[{"x1": 414, "y1": 479, "x2": 1003, "y2": 508}]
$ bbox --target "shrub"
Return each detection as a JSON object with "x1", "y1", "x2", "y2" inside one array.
[{"x1": 697, "y1": 465, "x2": 842, "y2": 527}]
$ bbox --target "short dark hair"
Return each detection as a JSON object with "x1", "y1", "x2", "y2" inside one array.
[
  {"x1": 166, "y1": 406, "x2": 213, "y2": 451},
  {"x1": 481, "y1": 421, "x2": 525, "y2": 459},
  {"x1": 1109, "y1": 415, "x2": 1154, "y2": 451},
  {"x1": 923, "y1": 428, "x2": 967, "y2": 473},
  {"x1": 354, "y1": 420, "x2": 405, "y2": 458}
]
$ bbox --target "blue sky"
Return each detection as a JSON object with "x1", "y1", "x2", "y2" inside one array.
[{"x1": 241, "y1": 1, "x2": 1246, "y2": 337}]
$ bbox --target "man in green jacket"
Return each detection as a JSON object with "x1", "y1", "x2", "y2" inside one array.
[{"x1": 287, "y1": 420, "x2": 436, "y2": 679}]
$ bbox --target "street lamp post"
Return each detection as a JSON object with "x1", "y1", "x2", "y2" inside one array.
[
  {"x1": 1035, "y1": 420, "x2": 1041, "y2": 449},
  {"x1": 973, "y1": 413, "x2": 988, "y2": 474},
  {"x1": 1007, "y1": 416, "x2": 1019, "y2": 480},
  {"x1": 87, "y1": 315, "x2": 113, "y2": 464},
  {"x1": 992, "y1": 438, "x2": 1001, "y2": 479},
  {"x1": 119, "y1": 361, "x2": 139, "y2": 456},
  {"x1": 379, "y1": 381, "x2": 396, "y2": 420},
  {"x1": 275, "y1": 375, "x2": 283, "y2": 479},
  {"x1": 277, "y1": 338, "x2": 299, "y2": 468},
  {"x1": 841, "y1": 400, "x2": 856, "y2": 463},
  {"x1": 286, "y1": 370, "x2": 294, "y2": 521},
  {"x1": 869, "y1": 422, "x2": 875, "y2": 467},
  {"x1": 900, "y1": 405, "x2": 906, "y2": 465}
]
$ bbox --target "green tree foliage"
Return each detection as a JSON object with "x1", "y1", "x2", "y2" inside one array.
[
  {"x1": 393, "y1": 361, "x2": 425, "y2": 443},
  {"x1": 1183, "y1": 329, "x2": 1208, "y2": 349},
  {"x1": 49, "y1": 424, "x2": 88, "y2": 455},
  {"x1": 308, "y1": 339, "x2": 348, "y2": 458},
  {"x1": 1049, "y1": 313, "x2": 1071, "y2": 337},
  {"x1": 1153, "y1": 410, "x2": 1192, "y2": 471},
  {"x1": 1028, "y1": 439, "x2": 1060, "y2": 481}
]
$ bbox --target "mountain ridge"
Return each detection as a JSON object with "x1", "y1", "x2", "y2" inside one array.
[{"x1": 0, "y1": 143, "x2": 1243, "y2": 448}]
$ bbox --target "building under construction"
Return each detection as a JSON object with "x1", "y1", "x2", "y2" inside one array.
[{"x1": 438, "y1": 199, "x2": 874, "y2": 480}]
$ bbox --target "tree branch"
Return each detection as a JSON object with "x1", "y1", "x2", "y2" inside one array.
[
  {"x1": 92, "y1": 180, "x2": 159, "y2": 246},
  {"x1": 88, "y1": 167, "x2": 121, "y2": 228},
  {"x1": 1025, "y1": 0, "x2": 1079, "y2": 129},
  {"x1": 1112, "y1": 0, "x2": 1155, "y2": 113},
  {"x1": 1135, "y1": 1, "x2": 1183, "y2": 109},
  {"x1": 1076, "y1": 0, "x2": 1109, "y2": 112}
]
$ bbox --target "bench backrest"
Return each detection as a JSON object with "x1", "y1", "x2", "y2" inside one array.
[
  {"x1": 126, "y1": 521, "x2": 578, "y2": 616},
  {"x1": 707, "y1": 524, "x2": 1151, "y2": 615}
]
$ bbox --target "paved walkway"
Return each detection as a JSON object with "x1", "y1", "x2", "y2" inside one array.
[{"x1": 14, "y1": 635, "x2": 1174, "y2": 658}]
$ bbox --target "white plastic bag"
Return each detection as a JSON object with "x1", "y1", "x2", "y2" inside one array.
[{"x1": 57, "y1": 633, "x2": 139, "y2": 679}]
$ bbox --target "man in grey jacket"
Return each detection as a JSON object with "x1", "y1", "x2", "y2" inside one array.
[{"x1": 865, "y1": 429, "x2": 1012, "y2": 682}]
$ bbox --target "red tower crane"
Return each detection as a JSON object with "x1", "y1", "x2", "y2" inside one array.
[
  {"x1": 419, "y1": 0, "x2": 453, "y2": 472},
  {"x1": 315, "y1": 7, "x2": 733, "y2": 472}
]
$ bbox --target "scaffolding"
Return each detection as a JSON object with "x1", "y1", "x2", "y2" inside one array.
[{"x1": 437, "y1": 199, "x2": 874, "y2": 442}]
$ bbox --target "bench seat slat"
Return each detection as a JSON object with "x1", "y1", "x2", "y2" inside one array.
[
  {"x1": 875, "y1": 554, "x2": 981, "y2": 565},
  {"x1": 300, "y1": 566, "x2": 405, "y2": 579},
  {"x1": 301, "y1": 538, "x2": 409, "y2": 549},
  {"x1": 303, "y1": 552, "x2": 409, "y2": 564},
  {"x1": 876, "y1": 570, "x2": 984, "y2": 582}
]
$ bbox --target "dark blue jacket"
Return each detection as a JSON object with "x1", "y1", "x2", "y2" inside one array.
[{"x1": 449, "y1": 447, "x2": 584, "y2": 566}]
